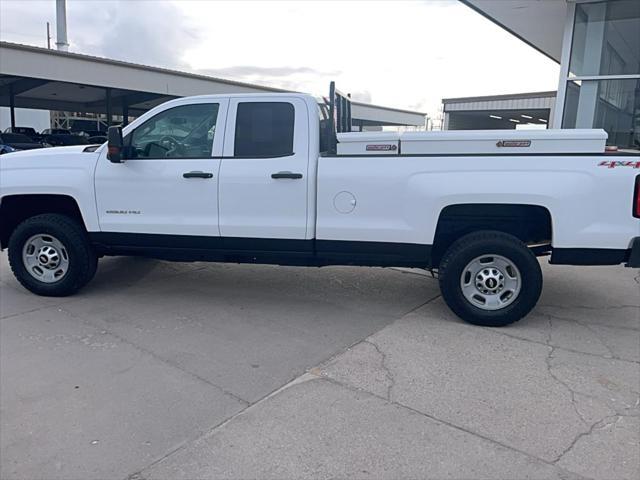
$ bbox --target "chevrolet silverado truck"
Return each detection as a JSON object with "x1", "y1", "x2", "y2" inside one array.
[{"x1": 1, "y1": 83, "x2": 639, "y2": 327}]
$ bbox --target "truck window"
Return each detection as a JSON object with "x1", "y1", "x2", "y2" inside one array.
[
  {"x1": 127, "y1": 103, "x2": 219, "y2": 159},
  {"x1": 234, "y1": 102, "x2": 294, "y2": 157}
]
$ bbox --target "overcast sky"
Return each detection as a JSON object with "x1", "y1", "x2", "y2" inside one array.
[{"x1": 0, "y1": 0, "x2": 560, "y2": 119}]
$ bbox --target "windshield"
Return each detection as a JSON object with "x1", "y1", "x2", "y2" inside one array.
[{"x1": 13, "y1": 128, "x2": 36, "y2": 135}]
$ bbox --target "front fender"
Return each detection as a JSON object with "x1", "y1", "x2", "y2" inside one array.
[{"x1": 0, "y1": 148, "x2": 100, "y2": 231}]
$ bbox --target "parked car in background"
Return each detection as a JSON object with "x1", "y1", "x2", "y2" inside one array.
[
  {"x1": 41, "y1": 128, "x2": 89, "y2": 147},
  {"x1": 3, "y1": 127, "x2": 42, "y2": 142},
  {"x1": 41, "y1": 128, "x2": 72, "y2": 135},
  {"x1": 0, "y1": 133, "x2": 46, "y2": 153}
]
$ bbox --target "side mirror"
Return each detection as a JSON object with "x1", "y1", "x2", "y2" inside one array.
[{"x1": 107, "y1": 126, "x2": 124, "y2": 163}]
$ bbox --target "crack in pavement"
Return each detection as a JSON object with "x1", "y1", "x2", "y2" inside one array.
[
  {"x1": 487, "y1": 322, "x2": 640, "y2": 365},
  {"x1": 551, "y1": 313, "x2": 638, "y2": 364},
  {"x1": 363, "y1": 339, "x2": 396, "y2": 402},
  {"x1": 389, "y1": 267, "x2": 438, "y2": 280},
  {"x1": 541, "y1": 317, "x2": 601, "y2": 431},
  {"x1": 400, "y1": 293, "x2": 443, "y2": 318},
  {"x1": 352, "y1": 294, "x2": 442, "y2": 402},
  {"x1": 541, "y1": 303, "x2": 640, "y2": 310},
  {"x1": 578, "y1": 321, "x2": 619, "y2": 360},
  {"x1": 542, "y1": 310, "x2": 640, "y2": 333},
  {"x1": 546, "y1": 343, "x2": 591, "y2": 428},
  {"x1": 541, "y1": 317, "x2": 639, "y2": 467},
  {"x1": 479, "y1": 314, "x2": 638, "y2": 468},
  {"x1": 122, "y1": 372, "x2": 320, "y2": 480},
  {"x1": 0, "y1": 297, "x2": 77, "y2": 320},
  {"x1": 539, "y1": 305, "x2": 640, "y2": 320},
  {"x1": 326, "y1": 309, "x2": 631, "y2": 472},
  {"x1": 319, "y1": 376, "x2": 589, "y2": 479},
  {"x1": 551, "y1": 414, "x2": 626, "y2": 465}
]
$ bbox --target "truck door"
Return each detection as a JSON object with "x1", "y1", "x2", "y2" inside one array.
[
  {"x1": 218, "y1": 98, "x2": 310, "y2": 240},
  {"x1": 94, "y1": 99, "x2": 228, "y2": 237}
]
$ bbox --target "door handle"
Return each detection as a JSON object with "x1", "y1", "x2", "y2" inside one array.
[
  {"x1": 271, "y1": 171, "x2": 303, "y2": 179},
  {"x1": 183, "y1": 171, "x2": 213, "y2": 179}
]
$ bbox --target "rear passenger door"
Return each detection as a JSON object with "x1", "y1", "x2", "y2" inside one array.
[{"x1": 218, "y1": 98, "x2": 310, "y2": 240}]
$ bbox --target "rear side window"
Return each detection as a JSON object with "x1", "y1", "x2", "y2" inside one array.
[{"x1": 234, "y1": 102, "x2": 294, "y2": 157}]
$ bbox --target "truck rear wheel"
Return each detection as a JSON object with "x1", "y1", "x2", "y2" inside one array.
[
  {"x1": 8, "y1": 214, "x2": 98, "y2": 297},
  {"x1": 438, "y1": 231, "x2": 542, "y2": 327}
]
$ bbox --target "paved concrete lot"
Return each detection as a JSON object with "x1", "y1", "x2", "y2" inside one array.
[{"x1": 1, "y1": 251, "x2": 638, "y2": 480}]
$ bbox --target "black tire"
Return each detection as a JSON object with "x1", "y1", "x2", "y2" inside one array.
[
  {"x1": 8, "y1": 214, "x2": 98, "y2": 297},
  {"x1": 438, "y1": 231, "x2": 542, "y2": 327}
]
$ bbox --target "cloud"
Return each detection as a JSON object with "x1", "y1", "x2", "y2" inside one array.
[
  {"x1": 67, "y1": 0, "x2": 200, "y2": 69},
  {"x1": 200, "y1": 65, "x2": 340, "y2": 78},
  {"x1": 0, "y1": 1, "x2": 55, "y2": 47},
  {"x1": 194, "y1": 65, "x2": 342, "y2": 95}
]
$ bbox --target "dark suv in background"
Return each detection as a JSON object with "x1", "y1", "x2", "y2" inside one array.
[
  {"x1": 3, "y1": 127, "x2": 43, "y2": 142},
  {"x1": 0, "y1": 133, "x2": 46, "y2": 154},
  {"x1": 41, "y1": 128, "x2": 89, "y2": 146}
]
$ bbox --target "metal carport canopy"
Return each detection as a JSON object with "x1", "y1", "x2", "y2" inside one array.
[
  {"x1": 460, "y1": 0, "x2": 567, "y2": 63},
  {"x1": 0, "y1": 42, "x2": 426, "y2": 127}
]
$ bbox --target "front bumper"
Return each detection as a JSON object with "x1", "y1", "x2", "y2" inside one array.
[{"x1": 627, "y1": 237, "x2": 640, "y2": 268}]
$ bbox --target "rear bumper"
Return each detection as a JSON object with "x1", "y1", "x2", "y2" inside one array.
[
  {"x1": 550, "y1": 239, "x2": 639, "y2": 267},
  {"x1": 627, "y1": 237, "x2": 640, "y2": 268}
]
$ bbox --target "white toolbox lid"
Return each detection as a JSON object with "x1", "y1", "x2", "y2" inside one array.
[{"x1": 400, "y1": 129, "x2": 608, "y2": 154}]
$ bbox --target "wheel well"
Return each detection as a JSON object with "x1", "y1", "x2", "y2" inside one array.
[
  {"x1": 432, "y1": 204, "x2": 552, "y2": 266},
  {"x1": 0, "y1": 195, "x2": 85, "y2": 249}
]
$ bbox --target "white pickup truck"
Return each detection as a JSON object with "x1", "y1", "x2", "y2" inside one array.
[{"x1": 1, "y1": 83, "x2": 639, "y2": 326}]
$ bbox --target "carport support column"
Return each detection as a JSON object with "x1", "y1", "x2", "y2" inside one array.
[
  {"x1": 9, "y1": 84, "x2": 16, "y2": 128},
  {"x1": 122, "y1": 98, "x2": 129, "y2": 127},
  {"x1": 105, "y1": 88, "x2": 112, "y2": 127}
]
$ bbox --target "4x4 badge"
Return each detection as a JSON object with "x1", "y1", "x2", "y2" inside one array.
[{"x1": 599, "y1": 160, "x2": 640, "y2": 169}]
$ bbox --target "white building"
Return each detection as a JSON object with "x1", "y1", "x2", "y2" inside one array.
[
  {"x1": 461, "y1": 0, "x2": 639, "y2": 150},
  {"x1": 442, "y1": 91, "x2": 556, "y2": 130}
]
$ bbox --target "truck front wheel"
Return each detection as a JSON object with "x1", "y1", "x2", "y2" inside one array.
[
  {"x1": 8, "y1": 214, "x2": 98, "y2": 297},
  {"x1": 438, "y1": 231, "x2": 542, "y2": 327}
]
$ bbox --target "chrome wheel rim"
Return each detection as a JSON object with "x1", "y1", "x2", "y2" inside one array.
[
  {"x1": 460, "y1": 254, "x2": 521, "y2": 311},
  {"x1": 22, "y1": 234, "x2": 70, "y2": 283}
]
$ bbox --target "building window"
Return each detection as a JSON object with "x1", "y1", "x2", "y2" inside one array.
[
  {"x1": 563, "y1": 78, "x2": 639, "y2": 150},
  {"x1": 569, "y1": 0, "x2": 639, "y2": 77},
  {"x1": 561, "y1": 0, "x2": 640, "y2": 150}
]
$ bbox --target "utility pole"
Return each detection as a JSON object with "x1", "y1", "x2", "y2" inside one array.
[{"x1": 46, "y1": 22, "x2": 51, "y2": 49}]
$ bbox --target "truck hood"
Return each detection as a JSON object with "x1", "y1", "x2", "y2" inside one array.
[
  {"x1": 2, "y1": 144, "x2": 92, "y2": 159},
  {"x1": 6, "y1": 142, "x2": 44, "y2": 151},
  {"x1": 0, "y1": 145, "x2": 100, "y2": 176}
]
